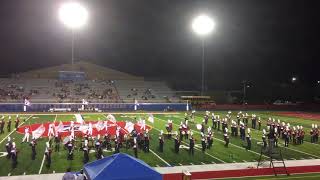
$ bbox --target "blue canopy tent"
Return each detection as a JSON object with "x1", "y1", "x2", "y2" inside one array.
[{"x1": 83, "y1": 153, "x2": 163, "y2": 180}]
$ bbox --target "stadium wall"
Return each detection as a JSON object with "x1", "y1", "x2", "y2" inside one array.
[{"x1": 0, "y1": 103, "x2": 189, "y2": 112}]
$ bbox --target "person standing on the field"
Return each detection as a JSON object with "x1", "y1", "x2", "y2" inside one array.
[
  {"x1": 207, "y1": 128, "x2": 213, "y2": 149},
  {"x1": 15, "y1": 116, "x2": 19, "y2": 130},
  {"x1": 239, "y1": 122, "x2": 245, "y2": 141},
  {"x1": 5, "y1": 137, "x2": 12, "y2": 159},
  {"x1": 258, "y1": 117, "x2": 261, "y2": 130},
  {"x1": 0, "y1": 118, "x2": 5, "y2": 134},
  {"x1": 159, "y1": 130, "x2": 164, "y2": 152},
  {"x1": 246, "y1": 128, "x2": 252, "y2": 150},
  {"x1": 217, "y1": 115, "x2": 221, "y2": 131},
  {"x1": 45, "y1": 142, "x2": 52, "y2": 168},
  {"x1": 201, "y1": 132, "x2": 206, "y2": 152},
  {"x1": 212, "y1": 113, "x2": 217, "y2": 129},
  {"x1": 284, "y1": 127, "x2": 290, "y2": 147},
  {"x1": 7, "y1": 116, "x2": 12, "y2": 132},
  {"x1": 67, "y1": 140, "x2": 74, "y2": 160},
  {"x1": 262, "y1": 129, "x2": 267, "y2": 148},
  {"x1": 224, "y1": 128, "x2": 229, "y2": 147},
  {"x1": 30, "y1": 138, "x2": 37, "y2": 160},
  {"x1": 54, "y1": 133, "x2": 61, "y2": 152},
  {"x1": 133, "y1": 138, "x2": 138, "y2": 158},
  {"x1": 174, "y1": 132, "x2": 180, "y2": 153},
  {"x1": 11, "y1": 142, "x2": 18, "y2": 169},
  {"x1": 251, "y1": 114, "x2": 257, "y2": 129},
  {"x1": 143, "y1": 129, "x2": 150, "y2": 152},
  {"x1": 189, "y1": 132, "x2": 195, "y2": 155},
  {"x1": 82, "y1": 139, "x2": 89, "y2": 164},
  {"x1": 22, "y1": 127, "x2": 30, "y2": 143}
]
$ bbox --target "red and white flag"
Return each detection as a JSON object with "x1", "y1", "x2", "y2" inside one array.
[
  {"x1": 55, "y1": 121, "x2": 64, "y2": 133},
  {"x1": 32, "y1": 124, "x2": 45, "y2": 139}
]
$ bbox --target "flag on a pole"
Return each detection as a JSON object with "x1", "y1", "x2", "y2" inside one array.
[
  {"x1": 95, "y1": 121, "x2": 105, "y2": 131},
  {"x1": 106, "y1": 114, "x2": 116, "y2": 123},
  {"x1": 82, "y1": 99, "x2": 89, "y2": 105},
  {"x1": 24, "y1": 98, "x2": 31, "y2": 106},
  {"x1": 32, "y1": 124, "x2": 45, "y2": 139},
  {"x1": 55, "y1": 121, "x2": 64, "y2": 133},
  {"x1": 79, "y1": 124, "x2": 89, "y2": 134},
  {"x1": 125, "y1": 121, "x2": 134, "y2": 133}
]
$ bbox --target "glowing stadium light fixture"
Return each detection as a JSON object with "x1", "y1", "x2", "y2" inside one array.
[
  {"x1": 317, "y1": 80, "x2": 320, "y2": 84},
  {"x1": 192, "y1": 15, "x2": 215, "y2": 36},
  {"x1": 292, "y1": 77, "x2": 297, "y2": 82},
  {"x1": 192, "y1": 14, "x2": 215, "y2": 95},
  {"x1": 59, "y1": 1, "x2": 88, "y2": 29},
  {"x1": 58, "y1": 1, "x2": 88, "y2": 69}
]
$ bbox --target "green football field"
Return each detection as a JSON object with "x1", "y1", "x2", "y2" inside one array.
[{"x1": 0, "y1": 111, "x2": 319, "y2": 177}]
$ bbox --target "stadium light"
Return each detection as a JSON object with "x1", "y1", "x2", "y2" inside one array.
[
  {"x1": 317, "y1": 80, "x2": 320, "y2": 84},
  {"x1": 58, "y1": 1, "x2": 88, "y2": 68},
  {"x1": 192, "y1": 15, "x2": 215, "y2": 95},
  {"x1": 59, "y1": 1, "x2": 88, "y2": 29},
  {"x1": 192, "y1": 15, "x2": 215, "y2": 36},
  {"x1": 292, "y1": 77, "x2": 297, "y2": 82}
]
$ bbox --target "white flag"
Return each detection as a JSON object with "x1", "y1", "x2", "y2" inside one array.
[
  {"x1": 125, "y1": 121, "x2": 135, "y2": 133},
  {"x1": 82, "y1": 99, "x2": 89, "y2": 105},
  {"x1": 55, "y1": 121, "x2": 64, "y2": 133},
  {"x1": 79, "y1": 124, "x2": 89, "y2": 134},
  {"x1": 24, "y1": 99, "x2": 31, "y2": 106},
  {"x1": 95, "y1": 121, "x2": 105, "y2": 131},
  {"x1": 32, "y1": 124, "x2": 45, "y2": 139},
  {"x1": 106, "y1": 114, "x2": 116, "y2": 123}
]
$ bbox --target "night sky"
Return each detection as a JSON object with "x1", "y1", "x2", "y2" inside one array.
[{"x1": 0, "y1": 0, "x2": 319, "y2": 90}]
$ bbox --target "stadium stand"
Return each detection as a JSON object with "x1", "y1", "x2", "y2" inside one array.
[{"x1": 0, "y1": 62, "x2": 179, "y2": 103}]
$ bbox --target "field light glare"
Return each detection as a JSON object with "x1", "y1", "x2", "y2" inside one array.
[
  {"x1": 192, "y1": 15, "x2": 215, "y2": 36},
  {"x1": 59, "y1": 2, "x2": 88, "y2": 29}
]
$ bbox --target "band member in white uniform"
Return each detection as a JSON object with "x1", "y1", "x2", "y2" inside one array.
[
  {"x1": 22, "y1": 127, "x2": 30, "y2": 143},
  {"x1": 48, "y1": 123, "x2": 55, "y2": 137}
]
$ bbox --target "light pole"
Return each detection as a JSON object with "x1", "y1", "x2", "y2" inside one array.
[
  {"x1": 192, "y1": 15, "x2": 215, "y2": 96},
  {"x1": 59, "y1": 1, "x2": 88, "y2": 69}
]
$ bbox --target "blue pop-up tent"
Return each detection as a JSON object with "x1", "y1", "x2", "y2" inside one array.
[{"x1": 83, "y1": 153, "x2": 162, "y2": 180}]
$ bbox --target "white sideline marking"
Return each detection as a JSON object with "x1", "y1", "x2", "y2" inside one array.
[
  {"x1": 38, "y1": 114, "x2": 57, "y2": 174},
  {"x1": 179, "y1": 163, "x2": 183, "y2": 166},
  {"x1": 154, "y1": 116, "x2": 268, "y2": 159},
  {"x1": 0, "y1": 115, "x2": 33, "y2": 145},
  {"x1": 201, "y1": 162, "x2": 206, "y2": 165},
  {"x1": 211, "y1": 161, "x2": 216, "y2": 164},
  {"x1": 150, "y1": 149, "x2": 171, "y2": 166},
  {"x1": 190, "y1": 163, "x2": 194, "y2": 165},
  {"x1": 156, "y1": 164, "x2": 160, "y2": 167},
  {"x1": 243, "y1": 160, "x2": 247, "y2": 162}
]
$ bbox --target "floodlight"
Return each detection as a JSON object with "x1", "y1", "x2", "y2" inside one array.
[
  {"x1": 292, "y1": 77, "x2": 297, "y2": 82},
  {"x1": 192, "y1": 15, "x2": 215, "y2": 36},
  {"x1": 59, "y1": 1, "x2": 88, "y2": 29}
]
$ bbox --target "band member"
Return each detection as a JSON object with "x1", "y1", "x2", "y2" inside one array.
[
  {"x1": 246, "y1": 128, "x2": 252, "y2": 150},
  {"x1": 217, "y1": 115, "x2": 221, "y2": 131},
  {"x1": 258, "y1": 117, "x2": 261, "y2": 130},
  {"x1": 189, "y1": 133, "x2": 195, "y2": 155},
  {"x1": 144, "y1": 129, "x2": 150, "y2": 152},
  {"x1": 83, "y1": 139, "x2": 89, "y2": 164},
  {"x1": 0, "y1": 118, "x2": 5, "y2": 134},
  {"x1": 262, "y1": 129, "x2": 267, "y2": 148},
  {"x1": 5, "y1": 137, "x2": 12, "y2": 159},
  {"x1": 207, "y1": 128, "x2": 213, "y2": 149},
  {"x1": 284, "y1": 127, "x2": 290, "y2": 147},
  {"x1": 159, "y1": 130, "x2": 164, "y2": 152},
  {"x1": 140, "y1": 119, "x2": 146, "y2": 131},
  {"x1": 133, "y1": 138, "x2": 138, "y2": 158},
  {"x1": 166, "y1": 120, "x2": 173, "y2": 138},
  {"x1": 114, "y1": 139, "x2": 120, "y2": 154},
  {"x1": 212, "y1": 113, "x2": 217, "y2": 129},
  {"x1": 204, "y1": 113, "x2": 209, "y2": 125},
  {"x1": 30, "y1": 138, "x2": 37, "y2": 160},
  {"x1": 7, "y1": 116, "x2": 12, "y2": 132},
  {"x1": 54, "y1": 133, "x2": 61, "y2": 152},
  {"x1": 22, "y1": 127, "x2": 30, "y2": 143},
  {"x1": 15, "y1": 116, "x2": 20, "y2": 130},
  {"x1": 11, "y1": 142, "x2": 18, "y2": 169},
  {"x1": 224, "y1": 128, "x2": 229, "y2": 147},
  {"x1": 95, "y1": 136, "x2": 103, "y2": 159},
  {"x1": 240, "y1": 122, "x2": 245, "y2": 141},
  {"x1": 311, "y1": 124, "x2": 315, "y2": 143},
  {"x1": 45, "y1": 142, "x2": 52, "y2": 168},
  {"x1": 174, "y1": 132, "x2": 180, "y2": 154},
  {"x1": 67, "y1": 140, "x2": 74, "y2": 160},
  {"x1": 201, "y1": 132, "x2": 206, "y2": 152},
  {"x1": 251, "y1": 114, "x2": 257, "y2": 129},
  {"x1": 48, "y1": 123, "x2": 55, "y2": 137}
]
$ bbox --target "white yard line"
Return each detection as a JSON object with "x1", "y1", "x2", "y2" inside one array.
[
  {"x1": 0, "y1": 115, "x2": 33, "y2": 145},
  {"x1": 149, "y1": 149, "x2": 171, "y2": 166}
]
